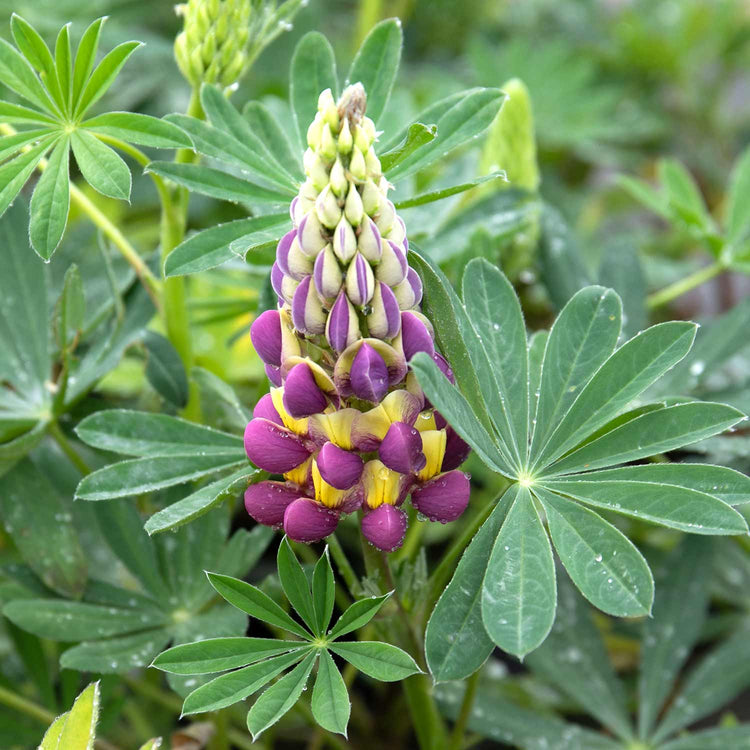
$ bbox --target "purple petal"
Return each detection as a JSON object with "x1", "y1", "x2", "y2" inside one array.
[
  {"x1": 283, "y1": 498, "x2": 339, "y2": 543},
  {"x1": 346, "y1": 253, "x2": 374, "y2": 306},
  {"x1": 316, "y1": 442, "x2": 364, "y2": 489},
  {"x1": 407, "y1": 268, "x2": 423, "y2": 306},
  {"x1": 250, "y1": 309, "x2": 282, "y2": 366},
  {"x1": 297, "y1": 211, "x2": 327, "y2": 257},
  {"x1": 265, "y1": 364, "x2": 282, "y2": 387},
  {"x1": 350, "y1": 343, "x2": 389, "y2": 403},
  {"x1": 375, "y1": 240, "x2": 408, "y2": 286},
  {"x1": 244, "y1": 418, "x2": 311, "y2": 473},
  {"x1": 442, "y1": 427, "x2": 471, "y2": 471},
  {"x1": 282, "y1": 363, "x2": 328, "y2": 418},
  {"x1": 378, "y1": 422, "x2": 426, "y2": 474},
  {"x1": 367, "y1": 282, "x2": 401, "y2": 340},
  {"x1": 291, "y1": 275, "x2": 326, "y2": 335},
  {"x1": 361, "y1": 504, "x2": 407, "y2": 552},
  {"x1": 313, "y1": 244, "x2": 343, "y2": 300},
  {"x1": 326, "y1": 292, "x2": 359, "y2": 353},
  {"x1": 358, "y1": 216, "x2": 382, "y2": 263},
  {"x1": 271, "y1": 262, "x2": 285, "y2": 297},
  {"x1": 275, "y1": 229, "x2": 297, "y2": 275},
  {"x1": 253, "y1": 392, "x2": 282, "y2": 424},
  {"x1": 245, "y1": 481, "x2": 300, "y2": 527},
  {"x1": 433, "y1": 352, "x2": 455, "y2": 384},
  {"x1": 401, "y1": 311, "x2": 435, "y2": 362},
  {"x1": 411, "y1": 470, "x2": 470, "y2": 523}
]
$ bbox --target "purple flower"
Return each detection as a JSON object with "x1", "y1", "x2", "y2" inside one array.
[
  {"x1": 401, "y1": 311, "x2": 435, "y2": 361},
  {"x1": 333, "y1": 216, "x2": 357, "y2": 263},
  {"x1": 244, "y1": 418, "x2": 311, "y2": 473},
  {"x1": 253, "y1": 392, "x2": 282, "y2": 424},
  {"x1": 271, "y1": 262, "x2": 297, "y2": 306},
  {"x1": 275, "y1": 229, "x2": 297, "y2": 275},
  {"x1": 250, "y1": 309, "x2": 282, "y2": 367},
  {"x1": 442, "y1": 427, "x2": 471, "y2": 471},
  {"x1": 297, "y1": 211, "x2": 327, "y2": 257},
  {"x1": 244, "y1": 481, "x2": 300, "y2": 527},
  {"x1": 313, "y1": 244, "x2": 343, "y2": 301},
  {"x1": 326, "y1": 292, "x2": 359, "y2": 353},
  {"x1": 283, "y1": 498, "x2": 339, "y2": 543},
  {"x1": 378, "y1": 422, "x2": 426, "y2": 474},
  {"x1": 316, "y1": 441, "x2": 364, "y2": 489},
  {"x1": 433, "y1": 352, "x2": 455, "y2": 383},
  {"x1": 367, "y1": 282, "x2": 401, "y2": 340},
  {"x1": 291, "y1": 275, "x2": 327, "y2": 335},
  {"x1": 411, "y1": 470, "x2": 470, "y2": 523},
  {"x1": 358, "y1": 216, "x2": 382, "y2": 263},
  {"x1": 346, "y1": 252, "x2": 375, "y2": 306},
  {"x1": 375, "y1": 240, "x2": 407, "y2": 286},
  {"x1": 265, "y1": 364, "x2": 282, "y2": 387},
  {"x1": 278, "y1": 234, "x2": 313, "y2": 280},
  {"x1": 350, "y1": 342, "x2": 389, "y2": 402},
  {"x1": 361, "y1": 504, "x2": 407, "y2": 551},
  {"x1": 283, "y1": 362, "x2": 329, "y2": 418}
]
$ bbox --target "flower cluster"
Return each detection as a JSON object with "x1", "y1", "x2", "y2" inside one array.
[{"x1": 243, "y1": 84, "x2": 471, "y2": 551}]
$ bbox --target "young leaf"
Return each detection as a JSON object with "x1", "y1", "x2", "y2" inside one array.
[
  {"x1": 206, "y1": 573, "x2": 311, "y2": 640},
  {"x1": 328, "y1": 593, "x2": 391, "y2": 639},
  {"x1": 277, "y1": 537, "x2": 318, "y2": 634},
  {"x1": 659, "y1": 158, "x2": 712, "y2": 230},
  {"x1": 247, "y1": 650, "x2": 317, "y2": 739},
  {"x1": 29, "y1": 135, "x2": 70, "y2": 259},
  {"x1": 312, "y1": 548, "x2": 335, "y2": 636},
  {"x1": 347, "y1": 18, "x2": 402, "y2": 125},
  {"x1": 481, "y1": 486, "x2": 556, "y2": 658},
  {"x1": 39, "y1": 715, "x2": 67, "y2": 750},
  {"x1": 54, "y1": 24, "x2": 72, "y2": 113},
  {"x1": 143, "y1": 330, "x2": 189, "y2": 408},
  {"x1": 152, "y1": 637, "x2": 306, "y2": 675},
  {"x1": 82, "y1": 111, "x2": 191, "y2": 148},
  {"x1": 72, "y1": 17, "x2": 104, "y2": 105},
  {"x1": 242, "y1": 101, "x2": 303, "y2": 180},
  {"x1": 182, "y1": 649, "x2": 310, "y2": 715},
  {"x1": 329, "y1": 642, "x2": 421, "y2": 681},
  {"x1": 70, "y1": 130, "x2": 131, "y2": 201},
  {"x1": 426, "y1": 498, "x2": 509, "y2": 682},
  {"x1": 0, "y1": 37, "x2": 59, "y2": 114},
  {"x1": 57, "y1": 682, "x2": 99, "y2": 750},
  {"x1": 289, "y1": 32, "x2": 338, "y2": 149},
  {"x1": 379, "y1": 122, "x2": 436, "y2": 173},
  {"x1": 312, "y1": 649, "x2": 350, "y2": 736},
  {"x1": 394, "y1": 173, "x2": 506, "y2": 209},
  {"x1": 535, "y1": 488, "x2": 653, "y2": 617}
]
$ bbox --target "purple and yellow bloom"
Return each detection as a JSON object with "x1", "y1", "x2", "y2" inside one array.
[{"x1": 244, "y1": 83, "x2": 471, "y2": 550}]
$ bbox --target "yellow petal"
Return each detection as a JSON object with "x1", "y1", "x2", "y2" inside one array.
[
  {"x1": 284, "y1": 455, "x2": 312, "y2": 486},
  {"x1": 309, "y1": 408, "x2": 359, "y2": 449},
  {"x1": 417, "y1": 429, "x2": 447, "y2": 482},
  {"x1": 312, "y1": 459, "x2": 349, "y2": 508},
  {"x1": 361, "y1": 459, "x2": 403, "y2": 509},
  {"x1": 271, "y1": 387, "x2": 309, "y2": 435},
  {"x1": 414, "y1": 410, "x2": 437, "y2": 433}
]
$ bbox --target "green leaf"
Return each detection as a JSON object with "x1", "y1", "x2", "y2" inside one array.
[
  {"x1": 410, "y1": 352, "x2": 511, "y2": 474},
  {"x1": 0, "y1": 37, "x2": 60, "y2": 114},
  {"x1": 535, "y1": 487, "x2": 653, "y2": 617},
  {"x1": 30, "y1": 135, "x2": 70, "y2": 259},
  {"x1": 289, "y1": 32, "x2": 338, "y2": 149},
  {"x1": 58, "y1": 682, "x2": 99, "y2": 750},
  {"x1": 0, "y1": 129, "x2": 52, "y2": 162},
  {"x1": 425, "y1": 498, "x2": 509, "y2": 682},
  {"x1": 74, "y1": 41, "x2": 142, "y2": 118},
  {"x1": 347, "y1": 18, "x2": 402, "y2": 125},
  {"x1": 70, "y1": 130, "x2": 131, "y2": 201},
  {"x1": 659, "y1": 158, "x2": 712, "y2": 230},
  {"x1": 386, "y1": 88, "x2": 505, "y2": 181},
  {"x1": 728, "y1": 146, "x2": 750, "y2": 242},
  {"x1": 481, "y1": 486, "x2": 556, "y2": 657},
  {"x1": 54, "y1": 24, "x2": 72, "y2": 113},
  {"x1": 394, "y1": 172, "x2": 506, "y2": 209},
  {"x1": 312, "y1": 548, "x2": 335, "y2": 636},
  {"x1": 548, "y1": 402, "x2": 745, "y2": 475},
  {"x1": 138, "y1": 740, "x2": 163, "y2": 750},
  {"x1": 638, "y1": 537, "x2": 713, "y2": 739},
  {"x1": 660, "y1": 727, "x2": 750, "y2": 750},
  {"x1": 55, "y1": 263, "x2": 85, "y2": 351},
  {"x1": 144, "y1": 467, "x2": 257, "y2": 535},
  {"x1": 526, "y1": 575, "x2": 633, "y2": 741},
  {"x1": 60, "y1": 629, "x2": 171, "y2": 674},
  {"x1": 215, "y1": 526, "x2": 274, "y2": 581},
  {"x1": 598, "y1": 241, "x2": 647, "y2": 338},
  {"x1": 82, "y1": 112, "x2": 191, "y2": 148},
  {"x1": 529, "y1": 286, "x2": 622, "y2": 464},
  {"x1": 3, "y1": 599, "x2": 167, "y2": 640},
  {"x1": 535, "y1": 321, "x2": 697, "y2": 468},
  {"x1": 247, "y1": 650, "x2": 317, "y2": 739},
  {"x1": 164, "y1": 214, "x2": 289, "y2": 276},
  {"x1": 75, "y1": 454, "x2": 246, "y2": 500},
  {"x1": 527, "y1": 331, "x2": 547, "y2": 425},
  {"x1": 143, "y1": 330, "x2": 189, "y2": 408},
  {"x1": 619, "y1": 174, "x2": 669, "y2": 219},
  {"x1": 39, "y1": 714, "x2": 67, "y2": 750},
  {"x1": 0, "y1": 458, "x2": 87, "y2": 597},
  {"x1": 329, "y1": 642, "x2": 421, "y2": 681},
  {"x1": 653, "y1": 625, "x2": 750, "y2": 743},
  {"x1": 277, "y1": 537, "x2": 317, "y2": 634},
  {"x1": 379, "y1": 122, "x2": 436, "y2": 172},
  {"x1": 206, "y1": 573, "x2": 311, "y2": 640},
  {"x1": 75, "y1": 409, "x2": 244, "y2": 457},
  {"x1": 328, "y1": 593, "x2": 391, "y2": 639},
  {"x1": 242, "y1": 101, "x2": 303, "y2": 180},
  {"x1": 182, "y1": 649, "x2": 309, "y2": 715},
  {"x1": 0, "y1": 100, "x2": 56, "y2": 125},
  {"x1": 542, "y1": 476, "x2": 747, "y2": 535},
  {"x1": 0, "y1": 137, "x2": 55, "y2": 223},
  {"x1": 463, "y1": 258, "x2": 528, "y2": 467},
  {"x1": 152, "y1": 637, "x2": 305, "y2": 674},
  {"x1": 312, "y1": 649, "x2": 350, "y2": 736},
  {"x1": 146, "y1": 161, "x2": 290, "y2": 205},
  {"x1": 72, "y1": 17, "x2": 104, "y2": 106}
]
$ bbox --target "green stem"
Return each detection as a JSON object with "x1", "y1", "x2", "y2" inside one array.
[
  {"x1": 646, "y1": 260, "x2": 724, "y2": 309},
  {"x1": 449, "y1": 670, "x2": 480, "y2": 748},
  {"x1": 48, "y1": 421, "x2": 92, "y2": 475},
  {"x1": 328, "y1": 533, "x2": 361, "y2": 597},
  {"x1": 402, "y1": 675, "x2": 449, "y2": 750}
]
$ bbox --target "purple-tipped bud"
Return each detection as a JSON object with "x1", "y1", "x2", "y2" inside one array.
[
  {"x1": 333, "y1": 216, "x2": 357, "y2": 263},
  {"x1": 393, "y1": 268, "x2": 423, "y2": 310},
  {"x1": 297, "y1": 212, "x2": 327, "y2": 257},
  {"x1": 401, "y1": 311, "x2": 435, "y2": 361},
  {"x1": 291, "y1": 275, "x2": 326, "y2": 335},
  {"x1": 317, "y1": 442, "x2": 364, "y2": 490},
  {"x1": 346, "y1": 252, "x2": 375, "y2": 307},
  {"x1": 244, "y1": 418, "x2": 311, "y2": 473},
  {"x1": 367, "y1": 282, "x2": 401, "y2": 340},
  {"x1": 362, "y1": 179, "x2": 381, "y2": 215},
  {"x1": 250, "y1": 310, "x2": 282, "y2": 367},
  {"x1": 411, "y1": 470, "x2": 470, "y2": 523},
  {"x1": 253, "y1": 392, "x2": 282, "y2": 424},
  {"x1": 361, "y1": 504, "x2": 407, "y2": 552},
  {"x1": 379, "y1": 422, "x2": 426, "y2": 474},
  {"x1": 285, "y1": 236, "x2": 314, "y2": 280},
  {"x1": 316, "y1": 185, "x2": 342, "y2": 229},
  {"x1": 358, "y1": 217, "x2": 382, "y2": 263},
  {"x1": 245, "y1": 481, "x2": 300, "y2": 527},
  {"x1": 283, "y1": 363, "x2": 329, "y2": 418},
  {"x1": 376, "y1": 240, "x2": 408, "y2": 286},
  {"x1": 433, "y1": 352, "x2": 455, "y2": 384},
  {"x1": 284, "y1": 498, "x2": 339, "y2": 543},
  {"x1": 275, "y1": 229, "x2": 297, "y2": 274},
  {"x1": 387, "y1": 216, "x2": 407, "y2": 244},
  {"x1": 265, "y1": 364, "x2": 282, "y2": 387},
  {"x1": 313, "y1": 244, "x2": 343, "y2": 301},
  {"x1": 375, "y1": 200, "x2": 396, "y2": 235},
  {"x1": 326, "y1": 292, "x2": 360, "y2": 353},
  {"x1": 289, "y1": 196, "x2": 300, "y2": 225},
  {"x1": 271, "y1": 262, "x2": 299, "y2": 306},
  {"x1": 442, "y1": 427, "x2": 471, "y2": 471},
  {"x1": 350, "y1": 343, "x2": 389, "y2": 403}
]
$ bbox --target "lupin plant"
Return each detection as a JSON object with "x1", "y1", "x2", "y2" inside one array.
[{"x1": 243, "y1": 83, "x2": 471, "y2": 550}]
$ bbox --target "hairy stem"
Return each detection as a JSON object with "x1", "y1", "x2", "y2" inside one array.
[{"x1": 646, "y1": 260, "x2": 724, "y2": 309}]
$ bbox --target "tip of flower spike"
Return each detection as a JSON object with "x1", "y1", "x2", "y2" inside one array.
[{"x1": 338, "y1": 82, "x2": 367, "y2": 126}]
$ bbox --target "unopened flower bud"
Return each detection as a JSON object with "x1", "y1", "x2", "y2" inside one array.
[
  {"x1": 304, "y1": 148, "x2": 329, "y2": 190},
  {"x1": 358, "y1": 217, "x2": 382, "y2": 263},
  {"x1": 400, "y1": 311, "x2": 435, "y2": 361},
  {"x1": 375, "y1": 199, "x2": 395, "y2": 235},
  {"x1": 307, "y1": 113, "x2": 324, "y2": 149},
  {"x1": 278, "y1": 234, "x2": 313, "y2": 280},
  {"x1": 283, "y1": 498, "x2": 338, "y2": 543},
  {"x1": 316, "y1": 442, "x2": 364, "y2": 490},
  {"x1": 245, "y1": 481, "x2": 300, "y2": 527},
  {"x1": 250, "y1": 309, "x2": 282, "y2": 366},
  {"x1": 379, "y1": 422, "x2": 426, "y2": 474},
  {"x1": 320, "y1": 124, "x2": 337, "y2": 161},
  {"x1": 326, "y1": 292, "x2": 359, "y2": 353},
  {"x1": 350, "y1": 342, "x2": 389, "y2": 402},
  {"x1": 412, "y1": 470, "x2": 470, "y2": 523},
  {"x1": 291, "y1": 275, "x2": 327, "y2": 335},
  {"x1": 271, "y1": 262, "x2": 298, "y2": 306},
  {"x1": 349, "y1": 146, "x2": 367, "y2": 181},
  {"x1": 344, "y1": 183, "x2": 364, "y2": 225},
  {"x1": 283, "y1": 362, "x2": 329, "y2": 418},
  {"x1": 393, "y1": 268, "x2": 423, "y2": 310},
  {"x1": 244, "y1": 418, "x2": 311, "y2": 473},
  {"x1": 313, "y1": 244, "x2": 343, "y2": 301},
  {"x1": 376, "y1": 240, "x2": 407, "y2": 285},
  {"x1": 362, "y1": 179, "x2": 381, "y2": 215},
  {"x1": 365, "y1": 147, "x2": 381, "y2": 177},
  {"x1": 333, "y1": 215, "x2": 357, "y2": 263},
  {"x1": 367, "y1": 282, "x2": 401, "y2": 340},
  {"x1": 338, "y1": 117, "x2": 353, "y2": 154},
  {"x1": 387, "y1": 216, "x2": 407, "y2": 244},
  {"x1": 361, "y1": 503, "x2": 407, "y2": 552},
  {"x1": 346, "y1": 252, "x2": 375, "y2": 307},
  {"x1": 330, "y1": 157, "x2": 348, "y2": 196},
  {"x1": 316, "y1": 185, "x2": 342, "y2": 229},
  {"x1": 297, "y1": 211, "x2": 327, "y2": 257},
  {"x1": 353, "y1": 123, "x2": 371, "y2": 153},
  {"x1": 433, "y1": 352, "x2": 455, "y2": 383}
]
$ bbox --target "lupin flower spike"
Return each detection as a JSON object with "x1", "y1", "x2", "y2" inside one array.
[{"x1": 245, "y1": 83, "x2": 472, "y2": 550}]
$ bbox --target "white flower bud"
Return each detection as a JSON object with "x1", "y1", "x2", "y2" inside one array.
[
  {"x1": 344, "y1": 183, "x2": 364, "y2": 225},
  {"x1": 349, "y1": 146, "x2": 367, "y2": 181},
  {"x1": 316, "y1": 185, "x2": 342, "y2": 229},
  {"x1": 338, "y1": 118, "x2": 353, "y2": 154},
  {"x1": 330, "y1": 157, "x2": 348, "y2": 197}
]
